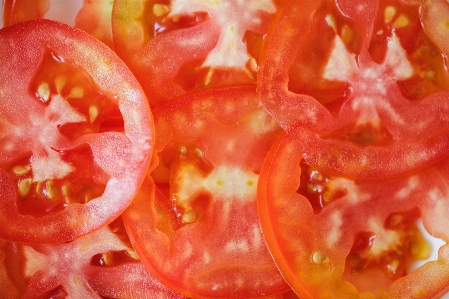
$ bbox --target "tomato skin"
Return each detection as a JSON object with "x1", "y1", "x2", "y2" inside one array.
[
  {"x1": 0, "y1": 19, "x2": 153, "y2": 243},
  {"x1": 257, "y1": 130, "x2": 449, "y2": 299},
  {"x1": 123, "y1": 85, "x2": 290, "y2": 298},
  {"x1": 259, "y1": 0, "x2": 449, "y2": 179}
]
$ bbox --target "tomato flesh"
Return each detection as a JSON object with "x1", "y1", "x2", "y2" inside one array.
[
  {"x1": 123, "y1": 86, "x2": 289, "y2": 298},
  {"x1": 0, "y1": 20, "x2": 153, "y2": 243}
]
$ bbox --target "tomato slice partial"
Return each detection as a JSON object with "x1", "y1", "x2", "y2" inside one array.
[
  {"x1": 0, "y1": 19, "x2": 153, "y2": 243},
  {"x1": 112, "y1": 0, "x2": 279, "y2": 107},
  {"x1": 2, "y1": 0, "x2": 113, "y2": 48},
  {"x1": 259, "y1": 0, "x2": 449, "y2": 179},
  {"x1": 122, "y1": 86, "x2": 290, "y2": 298},
  {"x1": 0, "y1": 225, "x2": 185, "y2": 298},
  {"x1": 258, "y1": 131, "x2": 449, "y2": 299}
]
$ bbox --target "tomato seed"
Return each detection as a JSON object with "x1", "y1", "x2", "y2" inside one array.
[
  {"x1": 384, "y1": 6, "x2": 397, "y2": 24},
  {"x1": 37, "y1": 82, "x2": 51, "y2": 102},
  {"x1": 12, "y1": 165, "x2": 31, "y2": 175},
  {"x1": 68, "y1": 86, "x2": 85, "y2": 98},
  {"x1": 89, "y1": 105, "x2": 99, "y2": 123},
  {"x1": 393, "y1": 14, "x2": 409, "y2": 28},
  {"x1": 153, "y1": 4, "x2": 170, "y2": 17},
  {"x1": 18, "y1": 178, "x2": 32, "y2": 197},
  {"x1": 312, "y1": 251, "x2": 327, "y2": 264}
]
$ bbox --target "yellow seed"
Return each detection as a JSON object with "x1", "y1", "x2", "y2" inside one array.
[
  {"x1": 393, "y1": 14, "x2": 409, "y2": 28},
  {"x1": 194, "y1": 148, "x2": 203, "y2": 158},
  {"x1": 312, "y1": 251, "x2": 326, "y2": 264},
  {"x1": 204, "y1": 68, "x2": 214, "y2": 86},
  {"x1": 89, "y1": 105, "x2": 99, "y2": 123},
  {"x1": 178, "y1": 146, "x2": 187, "y2": 156},
  {"x1": 37, "y1": 82, "x2": 51, "y2": 102},
  {"x1": 384, "y1": 6, "x2": 396, "y2": 24},
  {"x1": 387, "y1": 259, "x2": 400, "y2": 273},
  {"x1": 68, "y1": 86, "x2": 85, "y2": 98},
  {"x1": 18, "y1": 178, "x2": 32, "y2": 196},
  {"x1": 102, "y1": 252, "x2": 113, "y2": 266},
  {"x1": 216, "y1": 180, "x2": 224, "y2": 186},
  {"x1": 182, "y1": 210, "x2": 195, "y2": 223},
  {"x1": 62, "y1": 183, "x2": 73, "y2": 203},
  {"x1": 45, "y1": 180, "x2": 58, "y2": 200},
  {"x1": 127, "y1": 250, "x2": 140, "y2": 260},
  {"x1": 247, "y1": 180, "x2": 254, "y2": 186},
  {"x1": 341, "y1": 24, "x2": 354, "y2": 44},
  {"x1": 247, "y1": 56, "x2": 258, "y2": 72},
  {"x1": 55, "y1": 76, "x2": 66, "y2": 93},
  {"x1": 12, "y1": 165, "x2": 31, "y2": 175},
  {"x1": 153, "y1": 4, "x2": 170, "y2": 17},
  {"x1": 325, "y1": 14, "x2": 337, "y2": 33}
]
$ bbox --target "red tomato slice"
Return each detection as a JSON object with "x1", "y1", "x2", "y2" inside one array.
[
  {"x1": 112, "y1": 0, "x2": 279, "y2": 107},
  {"x1": 122, "y1": 86, "x2": 290, "y2": 298},
  {"x1": 2, "y1": 0, "x2": 113, "y2": 47},
  {"x1": 258, "y1": 132, "x2": 449, "y2": 299},
  {"x1": 0, "y1": 19, "x2": 153, "y2": 243},
  {"x1": 259, "y1": 0, "x2": 449, "y2": 179},
  {"x1": 1, "y1": 226, "x2": 184, "y2": 298}
]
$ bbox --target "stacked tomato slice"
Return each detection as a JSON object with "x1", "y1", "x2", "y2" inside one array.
[{"x1": 2, "y1": 0, "x2": 449, "y2": 298}]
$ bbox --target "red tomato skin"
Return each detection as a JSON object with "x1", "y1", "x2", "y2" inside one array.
[{"x1": 0, "y1": 19, "x2": 153, "y2": 243}]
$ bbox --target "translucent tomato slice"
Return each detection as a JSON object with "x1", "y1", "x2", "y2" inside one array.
[
  {"x1": 122, "y1": 86, "x2": 290, "y2": 298},
  {"x1": 258, "y1": 131, "x2": 449, "y2": 299},
  {"x1": 2, "y1": 0, "x2": 113, "y2": 48},
  {"x1": 259, "y1": 0, "x2": 449, "y2": 179},
  {"x1": 112, "y1": 0, "x2": 281, "y2": 107},
  {"x1": 0, "y1": 20, "x2": 153, "y2": 243}
]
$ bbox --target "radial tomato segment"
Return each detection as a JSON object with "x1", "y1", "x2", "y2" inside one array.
[{"x1": 257, "y1": 132, "x2": 449, "y2": 299}]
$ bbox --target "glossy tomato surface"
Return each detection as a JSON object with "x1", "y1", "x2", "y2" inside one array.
[
  {"x1": 0, "y1": 19, "x2": 153, "y2": 243},
  {"x1": 258, "y1": 130, "x2": 449, "y2": 298},
  {"x1": 123, "y1": 86, "x2": 290, "y2": 298},
  {"x1": 112, "y1": 0, "x2": 281, "y2": 107},
  {"x1": 259, "y1": 0, "x2": 449, "y2": 179}
]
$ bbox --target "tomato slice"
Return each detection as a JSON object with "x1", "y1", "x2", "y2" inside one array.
[
  {"x1": 122, "y1": 86, "x2": 290, "y2": 298},
  {"x1": 258, "y1": 132, "x2": 449, "y2": 299},
  {"x1": 112, "y1": 0, "x2": 280, "y2": 107},
  {"x1": 259, "y1": 0, "x2": 449, "y2": 179},
  {"x1": 0, "y1": 225, "x2": 185, "y2": 298},
  {"x1": 0, "y1": 19, "x2": 153, "y2": 243},
  {"x1": 2, "y1": 0, "x2": 113, "y2": 48}
]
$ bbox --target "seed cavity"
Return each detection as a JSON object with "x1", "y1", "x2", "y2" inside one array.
[
  {"x1": 153, "y1": 4, "x2": 170, "y2": 16},
  {"x1": 37, "y1": 82, "x2": 51, "y2": 102},
  {"x1": 18, "y1": 178, "x2": 32, "y2": 196}
]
